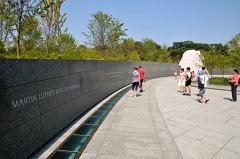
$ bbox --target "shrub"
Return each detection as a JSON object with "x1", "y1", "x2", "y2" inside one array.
[{"x1": 209, "y1": 77, "x2": 229, "y2": 86}]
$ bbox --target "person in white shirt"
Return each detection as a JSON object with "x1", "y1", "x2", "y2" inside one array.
[
  {"x1": 178, "y1": 68, "x2": 185, "y2": 93},
  {"x1": 199, "y1": 69, "x2": 209, "y2": 103},
  {"x1": 183, "y1": 67, "x2": 192, "y2": 96},
  {"x1": 130, "y1": 67, "x2": 140, "y2": 97}
]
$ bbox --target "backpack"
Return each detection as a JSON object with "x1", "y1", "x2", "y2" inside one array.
[{"x1": 186, "y1": 71, "x2": 192, "y2": 80}]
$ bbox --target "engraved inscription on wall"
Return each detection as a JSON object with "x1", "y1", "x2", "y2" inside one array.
[{"x1": 11, "y1": 84, "x2": 80, "y2": 109}]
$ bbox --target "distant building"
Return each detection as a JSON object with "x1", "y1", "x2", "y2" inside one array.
[{"x1": 179, "y1": 50, "x2": 203, "y2": 73}]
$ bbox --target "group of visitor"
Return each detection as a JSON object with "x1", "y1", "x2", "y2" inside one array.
[
  {"x1": 177, "y1": 66, "x2": 239, "y2": 103},
  {"x1": 130, "y1": 66, "x2": 145, "y2": 97},
  {"x1": 130, "y1": 65, "x2": 238, "y2": 102},
  {"x1": 177, "y1": 67, "x2": 193, "y2": 96}
]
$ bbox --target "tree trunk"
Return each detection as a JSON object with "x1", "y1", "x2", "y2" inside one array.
[
  {"x1": 16, "y1": 0, "x2": 24, "y2": 58},
  {"x1": 46, "y1": 34, "x2": 49, "y2": 54},
  {"x1": 46, "y1": 26, "x2": 51, "y2": 54},
  {"x1": 0, "y1": 20, "x2": 3, "y2": 42},
  {"x1": 0, "y1": 1, "x2": 2, "y2": 42},
  {"x1": 16, "y1": 37, "x2": 20, "y2": 57},
  {"x1": 210, "y1": 68, "x2": 213, "y2": 78}
]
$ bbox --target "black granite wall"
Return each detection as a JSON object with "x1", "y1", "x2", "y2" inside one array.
[{"x1": 0, "y1": 59, "x2": 178, "y2": 159}]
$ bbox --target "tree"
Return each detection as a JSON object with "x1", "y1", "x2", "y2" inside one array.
[
  {"x1": 119, "y1": 38, "x2": 141, "y2": 61},
  {"x1": 107, "y1": 19, "x2": 127, "y2": 51},
  {"x1": 56, "y1": 32, "x2": 76, "y2": 53},
  {"x1": 0, "y1": 40, "x2": 5, "y2": 53},
  {"x1": 0, "y1": 0, "x2": 12, "y2": 45},
  {"x1": 216, "y1": 54, "x2": 231, "y2": 77},
  {"x1": 22, "y1": 16, "x2": 42, "y2": 51},
  {"x1": 157, "y1": 45, "x2": 173, "y2": 63},
  {"x1": 227, "y1": 33, "x2": 240, "y2": 54},
  {"x1": 120, "y1": 38, "x2": 135, "y2": 57},
  {"x1": 227, "y1": 33, "x2": 240, "y2": 69},
  {"x1": 140, "y1": 38, "x2": 158, "y2": 61},
  {"x1": 1, "y1": 0, "x2": 37, "y2": 57},
  {"x1": 38, "y1": 0, "x2": 66, "y2": 53},
  {"x1": 201, "y1": 50, "x2": 217, "y2": 77},
  {"x1": 229, "y1": 52, "x2": 240, "y2": 68},
  {"x1": 83, "y1": 11, "x2": 127, "y2": 56}
]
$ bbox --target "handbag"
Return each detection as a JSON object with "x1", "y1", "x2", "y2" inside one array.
[
  {"x1": 228, "y1": 80, "x2": 234, "y2": 85},
  {"x1": 199, "y1": 82, "x2": 204, "y2": 88}
]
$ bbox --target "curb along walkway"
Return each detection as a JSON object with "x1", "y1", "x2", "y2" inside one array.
[{"x1": 80, "y1": 78, "x2": 183, "y2": 159}]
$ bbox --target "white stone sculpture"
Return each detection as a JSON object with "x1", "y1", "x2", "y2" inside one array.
[{"x1": 179, "y1": 50, "x2": 203, "y2": 73}]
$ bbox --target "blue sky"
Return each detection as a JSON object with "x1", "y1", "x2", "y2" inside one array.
[{"x1": 62, "y1": 0, "x2": 240, "y2": 46}]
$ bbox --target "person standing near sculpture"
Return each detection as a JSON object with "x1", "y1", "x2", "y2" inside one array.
[
  {"x1": 138, "y1": 66, "x2": 145, "y2": 92},
  {"x1": 198, "y1": 69, "x2": 209, "y2": 103},
  {"x1": 197, "y1": 66, "x2": 205, "y2": 96},
  {"x1": 183, "y1": 67, "x2": 192, "y2": 96},
  {"x1": 178, "y1": 68, "x2": 186, "y2": 93},
  {"x1": 130, "y1": 67, "x2": 140, "y2": 97},
  {"x1": 229, "y1": 69, "x2": 239, "y2": 102}
]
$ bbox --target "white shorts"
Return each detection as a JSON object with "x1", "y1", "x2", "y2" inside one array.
[{"x1": 178, "y1": 79, "x2": 186, "y2": 87}]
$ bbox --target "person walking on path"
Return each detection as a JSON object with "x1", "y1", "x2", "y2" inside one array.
[
  {"x1": 183, "y1": 67, "x2": 192, "y2": 96},
  {"x1": 178, "y1": 68, "x2": 186, "y2": 93},
  {"x1": 130, "y1": 67, "x2": 140, "y2": 97},
  {"x1": 198, "y1": 69, "x2": 209, "y2": 103},
  {"x1": 138, "y1": 66, "x2": 145, "y2": 92},
  {"x1": 197, "y1": 66, "x2": 205, "y2": 96},
  {"x1": 229, "y1": 69, "x2": 239, "y2": 102}
]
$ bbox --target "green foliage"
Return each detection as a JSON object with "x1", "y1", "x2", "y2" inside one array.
[
  {"x1": 0, "y1": 40, "x2": 5, "y2": 53},
  {"x1": 1, "y1": 0, "x2": 38, "y2": 56},
  {"x1": 157, "y1": 45, "x2": 173, "y2": 63},
  {"x1": 209, "y1": 77, "x2": 229, "y2": 86},
  {"x1": 22, "y1": 16, "x2": 42, "y2": 51},
  {"x1": 201, "y1": 50, "x2": 218, "y2": 77},
  {"x1": 83, "y1": 11, "x2": 127, "y2": 54},
  {"x1": 0, "y1": 2, "x2": 239, "y2": 67},
  {"x1": 128, "y1": 51, "x2": 141, "y2": 61},
  {"x1": 229, "y1": 52, "x2": 240, "y2": 68},
  {"x1": 169, "y1": 41, "x2": 228, "y2": 63},
  {"x1": 140, "y1": 38, "x2": 158, "y2": 61},
  {"x1": 216, "y1": 54, "x2": 231, "y2": 77},
  {"x1": 227, "y1": 33, "x2": 240, "y2": 53},
  {"x1": 37, "y1": 0, "x2": 67, "y2": 54},
  {"x1": 56, "y1": 32, "x2": 77, "y2": 53}
]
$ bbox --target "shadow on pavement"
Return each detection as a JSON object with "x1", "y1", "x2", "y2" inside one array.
[{"x1": 223, "y1": 97, "x2": 232, "y2": 101}]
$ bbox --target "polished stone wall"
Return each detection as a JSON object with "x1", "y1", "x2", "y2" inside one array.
[{"x1": 0, "y1": 59, "x2": 178, "y2": 159}]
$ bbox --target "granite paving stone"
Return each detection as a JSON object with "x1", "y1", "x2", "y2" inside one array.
[
  {"x1": 212, "y1": 149, "x2": 240, "y2": 159},
  {"x1": 80, "y1": 78, "x2": 182, "y2": 159},
  {"x1": 155, "y1": 77, "x2": 240, "y2": 159},
  {"x1": 201, "y1": 136, "x2": 230, "y2": 148},
  {"x1": 175, "y1": 136, "x2": 220, "y2": 159},
  {"x1": 78, "y1": 77, "x2": 240, "y2": 159},
  {"x1": 224, "y1": 138, "x2": 240, "y2": 153}
]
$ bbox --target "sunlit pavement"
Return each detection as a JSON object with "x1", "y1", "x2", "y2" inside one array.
[{"x1": 81, "y1": 77, "x2": 240, "y2": 159}]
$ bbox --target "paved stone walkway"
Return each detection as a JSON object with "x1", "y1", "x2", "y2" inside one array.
[
  {"x1": 80, "y1": 77, "x2": 240, "y2": 159},
  {"x1": 156, "y1": 77, "x2": 240, "y2": 159},
  {"x1": 80, "y1": 78, "x2": 182, "y2": 159}
]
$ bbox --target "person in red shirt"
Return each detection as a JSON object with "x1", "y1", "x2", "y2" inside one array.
[
  {"x1": 229, "y1": 69, "x2": 239, "y2": 102},
  {"x1": 138, "y1": 66, "x2": 145, "y2": 92}
]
